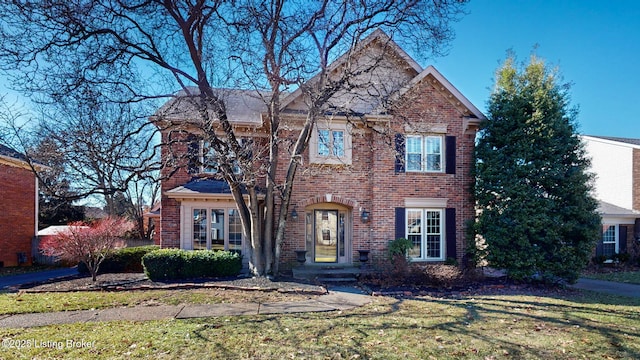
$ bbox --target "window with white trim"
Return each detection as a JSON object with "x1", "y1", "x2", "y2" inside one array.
[
  {"x1": 191, "y1": 207, "x2": 243, "y2": 254},
  {"x1": 310, "y1": 123, "x2": 352, "y2": 165},
  {"x1": 406, "y1": 208, "x2": 444, "y2": 260},
  {"x1": 406, "y1": 135, "x2": 442, "y2": 172},
  {"x1": 602, "y1": 225, "x2": 618, "y2": 258}
]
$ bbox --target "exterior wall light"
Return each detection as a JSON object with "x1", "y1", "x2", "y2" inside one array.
[
  {"x1": 291, "y1": 207, "x2": 298, "y2": 221},
  {"x1": 361, "y1": 208, "x2": 370, "y2": 223}
]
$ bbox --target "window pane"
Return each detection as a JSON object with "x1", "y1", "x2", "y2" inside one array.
[
  {"x1": 426, "y1": 136, "x2": 441, "y2": 154},
  {"x1": 602, "y1": 225, "x2": 616, "y2": 243},
  {"x1": 202, "y1": 141, "x2": 218, "y2": 173},
  {"x1": 426, "y1": 235, "x2": 441, "y2": 258},
  {"x1": 408, "y1": 235, "x2": 422, "y2": 258},
  {"x1": 211, "y1": 209, "x2": 225, "y2": 251},
  {"x1": 425, "y1": 211, "x2": 441, "y2": 259},
  {"x1": 407, "y1": 154, "x2": 422, "y2": 171},
  {"x1": 426, "y1": 154, "x2": 441, "y2": 171},
  {"x1": 332, "y1": 131, "x2": 344, "y2": 157},
  {"x1": 425, "y1": 137, "x2": 442, "y2": 171},
  {"x1": 407, "y1": 137, "x2": 422, "y2": 153},
  {"x1": 318, "y1": 130, "x2": 330, "y2": 156},
  {"x1": 407, "y1": 210, "x2": 422, "y2": 234},
  {"x1": 193, "y1": 209, "x2": 207, "y2": 250},
  {"x1": 406, "y1": 210, "x2": 422, "y2": 258},
  {"x1": 228, "y1": 209, "x2": 242, "y2": 254},
  {"x1": 406, "y1": 137, "x2": 422, "y2": 171}
]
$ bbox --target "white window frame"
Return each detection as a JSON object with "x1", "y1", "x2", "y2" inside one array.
[
  {"x1": 405, "y1": 208, "x2": 444, "y2": 261},
  {"x1": 186, "y1": 205, "x2": 244, "y2": 253},
  {"x1": 310, "y1": 122, "x2": 352, "y2": 165},
  {"x1": 602, "y1": 224, "x2": 619, "y2": 257},
  {"x1": 405, "y1": 135, "x2": 443, "y2": 173}
]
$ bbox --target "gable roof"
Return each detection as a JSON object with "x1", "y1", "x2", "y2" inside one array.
[
  {"x1": 597, "y1": 200, "x2": 640, "y2": 217},
  {"x1": 153, "y1": 29, "x2": 484, "y2": 126},
  {"x1": 279, "y1": 29, "x2": 423, "y2": 112},
  {"x1": 390, "y1": 65, "x2": 486, "y2": 121}
]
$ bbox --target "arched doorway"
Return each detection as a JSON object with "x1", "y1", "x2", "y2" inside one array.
[{"x1": 305, "y1": 203, "x2": 352, "y2": 264}]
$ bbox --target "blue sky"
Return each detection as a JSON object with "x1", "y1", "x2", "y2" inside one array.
[
  {"x1": 2, "y1": 1, "x2": 637, "y2": 138},
  {"x1": 428, "y1": 0, "x2": 640, "y2": 138}
]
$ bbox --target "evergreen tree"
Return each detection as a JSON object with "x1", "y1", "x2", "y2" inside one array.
[{"x1": 475, "y1": 54, "x2": 601, "y2": 283}]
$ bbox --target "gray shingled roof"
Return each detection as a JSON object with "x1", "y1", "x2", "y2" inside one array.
[
  {"x1": 597, "y1": 200, "x2": 640, "y2": 216},
  {"x1": 587, "y1": 135, "x2": 640, "y2": 146},
  {"x1": 0, "y1": 143, "x2": 28, "y2": 162},
  {"x1": 166, "y1": 178, "x2": 249, "y2": 196},
  {"x1": 154, "y1": 88, "x2": 272, "y2": 125}
]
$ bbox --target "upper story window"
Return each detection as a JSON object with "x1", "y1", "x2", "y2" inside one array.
[
  {"x1": 318, "y1": 130, "x2": 345, "y2": 157},
  {"x1": 200, "y1": 140, "x2": 242, "y2": 175},
  {"x1": 310, "y1": 122, "x2": 352, "y2": 165},
  {"x1": 406, "y1": 135, "x2": 442, "y2": 172}
]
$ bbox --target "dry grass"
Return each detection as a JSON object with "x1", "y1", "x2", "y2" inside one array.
[{"x1": 1, "y1": 290, "x2": 639, "y2": 359}]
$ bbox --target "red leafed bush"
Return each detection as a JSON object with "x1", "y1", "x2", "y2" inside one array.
[{"x1": 40, "y1": 217, "x2": 134, "y2": 281}]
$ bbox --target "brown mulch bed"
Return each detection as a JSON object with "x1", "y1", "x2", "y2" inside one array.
[
  {"x1": 362, "y1": 277, "x2": 579, "y2": 299},
  {"x1": 18, "y1": 273, "x2": 328, "y2": 296}
]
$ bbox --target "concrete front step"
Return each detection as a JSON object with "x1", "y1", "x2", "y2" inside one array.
[
  {"x1": 292, "y1": 265, "x2": 363, "y2": 283},
  {"x1": 316, "y1": 277, "x2": 358, "y2": 283}
]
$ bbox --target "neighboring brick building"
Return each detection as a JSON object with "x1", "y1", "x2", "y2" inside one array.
[
  {"x1": 0, "y1": 144, "x2": 40, "y2": 267},
  {"x1": 154, "y1": 30, "x2": 485, "y2": 270},
  {"x1": 582, "y1": 135, "x2": 640, "y2": 259}
]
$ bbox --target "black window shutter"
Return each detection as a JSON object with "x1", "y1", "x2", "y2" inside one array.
[
  {"x1": 445, "y1": 208, "x2": 457, "y2": 260},
  {"x1": 619, "y1": 225, "x2": 627, "y2": 253},
  {"x1": 395, "y1": 207, "x2": 405, "y2": 240},
  {"x1": 187, "y1": 135, "x2": 200, "y2": 174},
  {"x1": 595, "y1": 240, "x2": 603, "y2": 257},
  {"x1": 445, "y1": 136, "x2": 456, "y2": 174},
  {"x1": 394, "y1": 134, "x2": 405, "y2": 173}
]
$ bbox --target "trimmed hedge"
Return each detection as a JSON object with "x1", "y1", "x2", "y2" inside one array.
[
  {"x1": 78, "y1": 245, "x2": 159, "y2": 274},
  {"x1": 142, "y1": 249, "x2": 242, "y2": 281}
]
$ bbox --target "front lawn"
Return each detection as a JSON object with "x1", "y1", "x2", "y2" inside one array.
[
  {"x1": 1, "y1": 290, "x2": 639, "y2": 359},
  {"x1": 0, "y1": 288, "x2": 314, "y2": 315},
  {"x1": 584, "y1": 270, "x2": 640, "y2": 284}
]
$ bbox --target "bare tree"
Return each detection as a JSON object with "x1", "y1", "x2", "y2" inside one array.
[
  {"x1": 0, "y1": 0, "x2": 468, "y2": 276},
  {"x1": 40, "y1": 217, "x2": 134, "y2": 281}
]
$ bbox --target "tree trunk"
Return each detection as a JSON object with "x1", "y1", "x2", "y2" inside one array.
[{"x1": 273, "y1": 111, "x2": 317, "y2": 274}]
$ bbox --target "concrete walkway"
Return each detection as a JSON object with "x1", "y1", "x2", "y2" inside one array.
[
  {"x1": 0, "y1": 286, "x2": 371, "y2": 328},
  {"x1": 571, "y1": 278, "x2": 640, "y2": 298}
]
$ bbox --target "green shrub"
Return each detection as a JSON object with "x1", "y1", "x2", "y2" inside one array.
[
  {"x1": 388, "y1": 238, "x2": 412, "y2": 261},
  {"x1": 142, "y1": 249, "x2": 185, "y2": 281},
  {"x1": 78, "y1": 245, "x2": 159, "y2": 274},
  {"x1": 142, "y1": 249, "x2": 242, "y2": 281},
  {"x1": 613, "y1": 252, "x2": 631, "y2": 263}
]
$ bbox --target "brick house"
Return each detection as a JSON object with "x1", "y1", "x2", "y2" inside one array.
[
  {"x1": 582, "y1": 135, "x2": 640, "y2": 259},
  {"x1": 0, "y1": 144, "x2": 40, "y2": 267},
  {"x1": 154, "y1": 31, "x2": 485, "y2": 270}
]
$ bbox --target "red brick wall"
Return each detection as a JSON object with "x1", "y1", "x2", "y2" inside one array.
[
  {"x1": 278, "y1": 75, "x2": 476, "y2": 265},
  {"x1": 159, "y1": 130, "x2": 193, "y2": 248},
  {"x1": 158, "y1": 76, "x2": 477, "y2": 268},
  {"x1": 0, "y1": 163, "x2": 36, "y2": 266}
]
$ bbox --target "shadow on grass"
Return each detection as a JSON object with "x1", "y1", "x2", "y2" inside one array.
[{"x1": 183, "y1": 290, "x2": 640, "y2": 359}]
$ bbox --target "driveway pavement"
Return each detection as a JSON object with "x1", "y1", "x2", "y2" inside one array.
[
  {"x1": 571, "y1": 278, "x2": 640, "y2": 298},
  {"x1": 0, "y1": 267, "x2": 78, "y2": 290}
]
